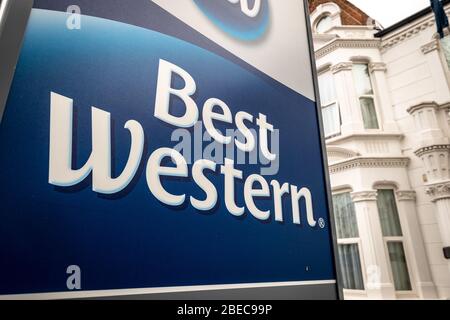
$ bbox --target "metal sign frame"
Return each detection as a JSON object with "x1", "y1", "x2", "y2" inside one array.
[
  {"x1": 0, "y1": 0, "x2": 33, "y2": 122},
  {"x1": 302, "y1": 0, "x2": 343, "y2": 300}
]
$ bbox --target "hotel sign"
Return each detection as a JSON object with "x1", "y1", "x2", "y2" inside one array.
[{"x1": 0, "y1": 0, "x2": 339, "y2": 299}]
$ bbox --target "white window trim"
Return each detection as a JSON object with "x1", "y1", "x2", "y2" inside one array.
[
  {"x1": 337, "y1": 239, "x2": 366, "y2": 292},
  {"x1": 352, "y1": 63, "x2": 382, "y2": 131},
  {"x1": 318, "y1": 70, "x2": 341, "y2": 139},
  {"x1": 333, "y1": 190, "x2": 367, "y2": 293},
  {"x1": 322, "y1": 101, "x2": 341, "y2": 139},
  {"x1": 310, "y1": 2, "x2": 342, "y2": 34},
  {"x1": 376, "y1": 188, "x2": 416, "y2": 294}
]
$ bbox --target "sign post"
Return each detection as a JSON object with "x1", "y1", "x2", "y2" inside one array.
[{"x1": 0, "y1": 0, "x2": 341, "y2": 299}]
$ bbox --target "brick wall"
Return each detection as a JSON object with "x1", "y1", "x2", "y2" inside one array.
[{"x1": 308, "y1": 0, "x2": 369, "y2": 25}]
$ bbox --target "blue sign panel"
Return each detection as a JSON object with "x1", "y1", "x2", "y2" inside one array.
[{"x1": 0, "y1": 0, "x2": 337, "y2": 298}]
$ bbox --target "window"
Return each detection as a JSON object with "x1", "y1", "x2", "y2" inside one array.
[
  {"x1": 377, "y1": 189, "x2": 412, "y2": 291},
  {"x1": 333, "y1": 192, "x2": 364, "y2": 290},
  {"x1": 316, "y1": 15, "x2": 332, "y2": 33},
  {"x1": 387, "y1": 242, "x2": 412, "y2": 291},
  {"x1": 338, "y1": 244, "x2": 364, "y2": 291},
  {"x1": 318, "y1": 72, "x2": 341, "y2": 138},
  {"x1": 377, "y1": 189, "x2": 402, "y2": 237},
  {"x1": 333, "y1": 192, "x2": 358, "y2": 239},
  {"x1": 352, "y1": 64, "x2": 379, "y2": 129}
]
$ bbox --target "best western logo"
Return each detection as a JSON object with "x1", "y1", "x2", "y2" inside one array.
[
  {"x1": 194, "y1": 0, "x2": 269, "y2": 41},
  {"x1": 225, "y1": 0, "x2": 262, "y2": 18},
  {"x1": 48, "y1": 59, "x2": 323, "y2": 229}
]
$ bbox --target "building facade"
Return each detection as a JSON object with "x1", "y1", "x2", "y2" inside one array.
[{"x1": 309, "y1": 0, "x2": 450, "y2": 299}]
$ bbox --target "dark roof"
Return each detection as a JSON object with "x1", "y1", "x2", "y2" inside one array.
[{"x1": 375, "y1": 0, "x2": 449, "y2": 37}]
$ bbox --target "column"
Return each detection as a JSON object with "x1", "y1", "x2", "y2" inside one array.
[
  {"x1": 426, "y1": 182, "x2": 450, "y2": 272},
  {"x1": 395, "y1": 191, "x2": 438, "y2": 299},
  {"x1": 369, "y1": 62, "x2": 399, "y2": 132},
  {"x1": 409, "y1": 101, "x2": 450, "y2": 271},
  {"x1": 331, "y1": 62, "x2": 364, "y2": 135},
  {"x1": 351, "y1": 191, "x2": 396, "y2": 299}
]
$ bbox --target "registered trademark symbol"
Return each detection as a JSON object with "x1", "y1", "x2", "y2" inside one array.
[{"x1": 318, "y1": 218, "x2": 325, "y2": 229}]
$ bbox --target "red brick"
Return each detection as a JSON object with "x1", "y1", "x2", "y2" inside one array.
[{"x1": 308, "y1": 0, "x2": 370, "y2": 26}]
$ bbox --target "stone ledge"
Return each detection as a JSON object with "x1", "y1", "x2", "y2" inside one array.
[
  {"x1": 329, "y1": 157, "x2": 410, "y2": 174},
  {"x1": 414, "y1": 144, "x2": 450, "y2": 157}
]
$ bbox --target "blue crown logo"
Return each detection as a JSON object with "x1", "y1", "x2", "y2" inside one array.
[{"x1": 194, "y1": 0, "x2": 270, "y2": 41}]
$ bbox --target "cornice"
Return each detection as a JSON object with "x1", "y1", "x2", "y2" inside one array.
[
  {"x1": 395, "y1": 190, "x2": 417, "y2": 202},
  {"x1": 369, "y1": 62, "x2": 387, "y2": 73},
  {"x1": 380, "y1": 13, "x2": 442, "y2": 52},
  {"x1": 329, "y1": 157, "x2": 410, "y2": 174},
  {"x1": 326, "y1": 132, "x2": 404, "y2": 144},
  {"x1": 327, "y1": 146, "x2": 360, "y2": 160},
  {"x1": 315, "y1": 39, "x2": 381, "y2": 60},
  {"x1": 407, "y1": 101, "x2": 439, "y2": 115},
  {"x1": 426, "y1": 181, "x2": 450, "y2": 202},
  {"x1": 351, "y1": 191, "x2": 378, "y2": 203},
  {"x1": 414, "y1": 144, "x2": 450, "y2": 157},
  {"x1": 380, "y1": 7, "x2": 450, "y2": 52},
  {"x1": 330, "y1": 62, "x2": 353, "y2": 74}
]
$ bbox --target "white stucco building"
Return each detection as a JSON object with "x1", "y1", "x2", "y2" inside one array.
[{"x1": 310, "y1": 0, "x2": 450, "y2": 299}]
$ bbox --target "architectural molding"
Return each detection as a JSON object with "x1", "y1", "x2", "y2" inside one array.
[
  {"x1": 351, "y1": 191, "x2": 378, "y2": 202},
  {"x1": 407, "y1": 101, "x2": 450, "y2": 115},
  {"x1": 369, "y1": 62, "x2": 387, "y2": 73},
  {"x1": 407, "y1": 101, "x2": 439, "y2": 115},
  {"x1": 432, "y1": 27, "x2": 450, "y2": 39},
  {"x1": 327, "y1": 146, "x2": 360, "y2": 161},
  {"x1": 317, "y1": 62, "x2": 333, "y2": 75},
  {"x1": 414, "y1": 144, "x2": 450, "y2": 157},
  {"x1": 315, "y1": 39, "x2": 381, "y2": 59},
  {"x1": 395, "y1": 190, "x2": 417, "y2": 202},
  {"x1": 380, "y1": 17, "x2": 438, "y2": 52},
  {"x1": 440, "y1": 102, "x2": 450, "y2": 111},
  {"x1": 326, "y1": 132, "x2": 404, "y2": 144},
  {"x1": 380, "y1": 7, "x2": 450, "y2": 52},
  {"x1": 426, "y1": 181, "x2": 450, "y2": 202},
  {"x1": 329, "y1": 157, "x2": 410, "y2": 174},
  {"x1": 310, "y1": 2, "x2": 342, "y2": 33},
  {"x1": 421, "y1": 40, "x2": 440, "y2": 55},
  {"x1": 313, "y1": 33, "x2": 339, "y2": 43},
  {"x1": 330, "y1": 61, "x2": 353, "y2": 74}
]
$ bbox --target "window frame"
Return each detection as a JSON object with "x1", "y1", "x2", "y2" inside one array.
[
  {"x1": 315, "y1": 14, "x2": 333, "y2": 33},
  {"x1": 376, "y1": 188, "x2": 415, "y2": 295},
  {"x1": 338, "y1": 241, "x2": 366, "y2": 292},
  {"x1": 318, "y1": 70, "x2": 342, "y2": 139},
  {"x1": 383, "y1": 240, "x2": 415, "y2": 296},
  {"x1": 352, "y1": 62, "x2": 381, "y2": 130},
  {"x1": 332, "y1": 190, "x2": 366, "y2": 292}
]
